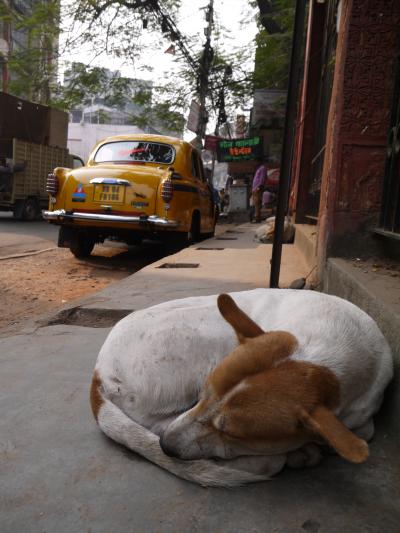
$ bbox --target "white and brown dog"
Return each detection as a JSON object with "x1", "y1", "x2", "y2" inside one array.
[{"x1": 90, "y1": 289, "x2": 393, "y2": 486}]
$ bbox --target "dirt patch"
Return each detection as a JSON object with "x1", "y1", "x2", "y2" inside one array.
[
  {"x1": 0, "y1": 222, "x2": 236, "y2": 336},
  {"x1": 351, "y1": 257, "x2": 400, "y2": 278},
  {"x1": 0, "y1": 243, "x2": 163, "y2": 336}
]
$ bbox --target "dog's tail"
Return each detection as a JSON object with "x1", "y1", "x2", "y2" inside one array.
[{"x1": 91, "y1": 374, "x2": 273, "y2": 487}]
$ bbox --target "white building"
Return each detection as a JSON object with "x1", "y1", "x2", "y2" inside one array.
[{"x1": 68, "y1": 123, "x2": 149, "y2": 162}]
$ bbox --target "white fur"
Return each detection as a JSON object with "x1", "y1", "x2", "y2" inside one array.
[{"x1": 93, "y1": 289, "x2": 393, "y2": 486}]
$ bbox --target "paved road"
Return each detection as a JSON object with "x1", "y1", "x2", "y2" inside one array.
[{"x1": 0, "y1": 212, "x2": 58, "y2": 257}]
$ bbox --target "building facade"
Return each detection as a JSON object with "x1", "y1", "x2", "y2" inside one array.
[{"x1": 290, "y1": 0, "x2": 400, "y2": 277}]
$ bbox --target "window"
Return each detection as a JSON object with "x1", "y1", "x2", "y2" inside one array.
[{"x1": 94, "y1": 141, "x2": 175, "y2": 164}]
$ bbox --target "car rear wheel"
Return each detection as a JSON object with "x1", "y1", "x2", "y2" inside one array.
[
  {"x1": 188, "y1": 212, "x2": 201, "y2": 243},
  {"x1": 69, "y1": 232, "x2": 95, "y2": 258},
  {"x1": 163, "y1": 213, "x2": 201, "y2": 253}
]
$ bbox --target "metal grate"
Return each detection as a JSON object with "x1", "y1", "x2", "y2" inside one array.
[
  {"x1": 196, "y1": 247, "x2": 225, "y2": 250},
  {"x1": 158, "y1": 263, "x2": 199, "y2": 268},
  {"x1": 215, "y1": 237, "x2": 238, "y2": 241}
]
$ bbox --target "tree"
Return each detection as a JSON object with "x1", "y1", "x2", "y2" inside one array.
[
  {"x1": 0, "y1": 0, "x2": 60, "y2": 104},
  {"x1": 252, "y1": 0, "x2": 296, "y2": 90},
  {"x1": 55, "y1": 63, "x2": 109, "y2": 109},
  {"x1": 59, "y1": 0, "x2": 257, "y2": 134},
  {"x1": 2, "y1": 0, "x2": 295, "y2": 135}
]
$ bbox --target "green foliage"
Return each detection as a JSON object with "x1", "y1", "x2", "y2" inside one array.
[
  {"x1": 253, "y1": 0, "x2": 295, "y2": 90},
  {"x1": 130, "y1": 85, "x2": 186, "y2": 135},
  {"x1": 1, "y1": 0, "x2": 60, "y2": 104},
  {"x1": 55, "y1": 63, "x2": 108, "y2": 108},
  {"x1": 254, "y1": 31, "x2": 293, "y2": 89}
]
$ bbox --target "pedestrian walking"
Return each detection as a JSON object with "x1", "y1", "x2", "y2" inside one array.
[{"x1": 251, "y1": 157, "x2": 268, "y2": 223}]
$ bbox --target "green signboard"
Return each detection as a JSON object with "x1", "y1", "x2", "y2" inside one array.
[{"x1": 216, "y1": 136, "x2": 262, "y2": 162}]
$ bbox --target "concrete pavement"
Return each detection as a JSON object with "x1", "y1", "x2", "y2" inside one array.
[
  {"x1": 1, "y1": 223, "x2": 399, "y2": 533},
  {"x1": 57, "y1": 222, "x2": 310, "y2": 315}
]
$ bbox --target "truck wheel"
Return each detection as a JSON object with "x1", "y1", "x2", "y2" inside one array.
[
  {"x1": 13, "y1": 201, "x2": 24, "y2": 220},
  {"x1": 22, "y1": 198, "x2": 40, "y2": 221},
  {"x1": 69, "y1": 232, "x2": 95, "y2": 258},
  {"x1": 14, "y1": 198, "x2": 41, "y2": 221}
]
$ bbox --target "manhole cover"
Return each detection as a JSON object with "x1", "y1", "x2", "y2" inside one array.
[
  {"x1": 44, "y1": 307, "x2": 132, "y2": 328},
  {"x1": 158, "y1": 262, "x2": 200, "y2": 268},
  {"x1": 196, "y1": 247, "x2": 225, "y2": 250}
]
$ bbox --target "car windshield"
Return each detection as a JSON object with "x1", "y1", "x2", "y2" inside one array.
[{"x1": 94, "y1": 141, "x2": 175, "y2": 164}]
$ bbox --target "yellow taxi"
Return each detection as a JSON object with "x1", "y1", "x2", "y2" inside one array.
[{"x1": 43, "y1": 134, "x2": 216, "y2": 257}]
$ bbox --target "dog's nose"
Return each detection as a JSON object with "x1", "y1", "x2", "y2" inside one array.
[{"x1": 159, "y1": 435, "x2": 180, "y2": 458}]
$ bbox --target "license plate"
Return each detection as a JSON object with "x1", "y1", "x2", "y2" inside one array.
[{"x1": 93, "y1": 184, "x2": 125, "y2": 204}]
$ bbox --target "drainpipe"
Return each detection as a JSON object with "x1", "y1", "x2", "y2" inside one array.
[{"x1": 269, "y1": 0, "x2": 308, "y2": 288}]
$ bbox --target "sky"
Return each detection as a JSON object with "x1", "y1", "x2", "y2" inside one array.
[{"x1": 60, "y1": 0, "x2": 258, "y2": 86}]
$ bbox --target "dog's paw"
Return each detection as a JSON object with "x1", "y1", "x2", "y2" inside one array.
[
  {"x1": 286, "y1": 444, "x2": 322, "y2": 469},
  {"x1": 223, "y1": 455, "x2": 286, "y2": 477}
]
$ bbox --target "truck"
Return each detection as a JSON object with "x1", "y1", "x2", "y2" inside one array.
[
  {"x1": 0, "y1": 138, "x2": 82, "y2": 220},
  {"x1": 0, "y1": 91, "x2": 83, "y2": 219}
]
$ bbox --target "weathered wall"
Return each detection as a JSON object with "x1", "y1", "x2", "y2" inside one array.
[
  {"x1": 290, "y1": 0, "x2": 326, "y2": 221},
  {"x1": 317, "y1": 0, "x2": 400, "y2": 272}
]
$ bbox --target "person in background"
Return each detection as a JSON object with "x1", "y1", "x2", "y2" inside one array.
[{"x1": 251, "y1": 157, "x2": 268, "y2": 223}]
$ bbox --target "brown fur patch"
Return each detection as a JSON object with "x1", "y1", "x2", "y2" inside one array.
[
  {"x1": 208, "y1": 331, "x2": 298, "y2": 397},
  {"x1": 217, "y1": 294, "x2": 264, "y2": 343},
  {"x1": 298, "y1": 405, "x2": 369, "y2": 463},
  {"x1": 90, "y1": 370, "x2": 104, "y2": 422},
  {"x1": 217, "y1": 360, "x2": 340, "y2": 442}
]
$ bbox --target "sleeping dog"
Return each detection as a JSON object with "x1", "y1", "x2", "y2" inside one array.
[{"x1": 90, "y1": 289, "x2": 393, "y2": 487}]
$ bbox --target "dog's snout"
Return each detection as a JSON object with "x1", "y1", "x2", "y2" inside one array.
[{"x1": 159, "y1": 435, "x2": 180, "y2": 458}]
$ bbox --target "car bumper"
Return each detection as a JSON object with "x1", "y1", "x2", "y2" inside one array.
[{"x1": 42, "y1": 209, "x2": 179, "y2": 228}]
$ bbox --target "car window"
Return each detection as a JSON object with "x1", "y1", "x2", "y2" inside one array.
[
  {"x1": 94, "y1": 141, "x2": 175, "y2": 164},
  {"x1": 191, "y1": 150, "x2": 204, "y2": 180}
]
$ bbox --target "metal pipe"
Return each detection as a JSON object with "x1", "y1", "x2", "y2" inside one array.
[{"x1": 269, "y1": 0, "x2": 308, "y2": 288}]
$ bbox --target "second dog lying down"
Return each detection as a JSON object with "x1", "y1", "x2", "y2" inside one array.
[{"x1": 90, "y1": 289, "x2": 393, "y2": 487}]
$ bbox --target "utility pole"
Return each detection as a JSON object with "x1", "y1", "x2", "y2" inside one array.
[
  {"x1": 210, "y1": 64, "x2": 232, "y2": 181},
  {"x1": 196, "y1": 0, "x2": 214, "y2": 143},
  {"x1": 269, "y1": 0, "x2": 307, "y2": 288},
  {"x1": 148, "y1": 0, "x2": 216, "y2": 146}
]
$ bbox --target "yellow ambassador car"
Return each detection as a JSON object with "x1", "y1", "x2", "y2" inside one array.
[{"x1": 43, "y1": 134, "x2": 217, "y2": 257}]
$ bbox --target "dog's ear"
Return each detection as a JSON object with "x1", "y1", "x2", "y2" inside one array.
[
  {"x1": 297, "y1": 405, "x2": 369, "y2": 463},
  {"x1": 217, "y1": 294, "x2": 264, "y2": 343}
]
